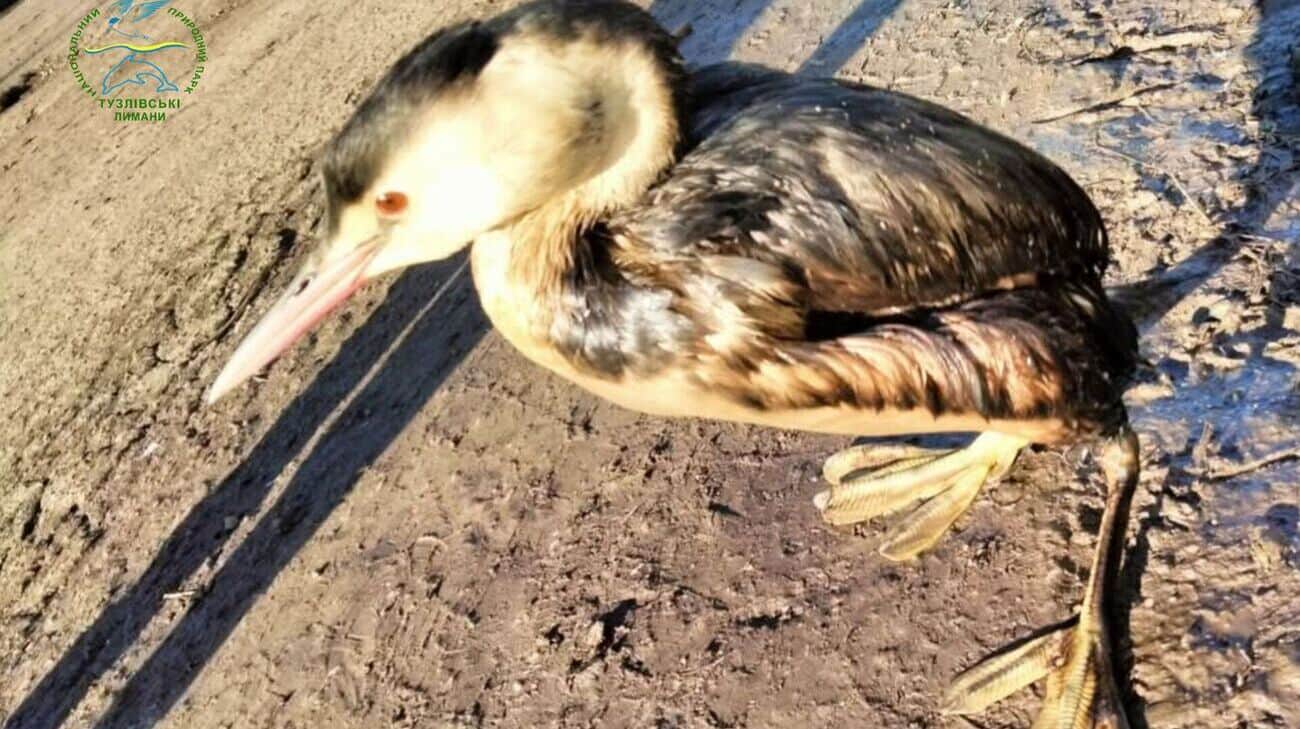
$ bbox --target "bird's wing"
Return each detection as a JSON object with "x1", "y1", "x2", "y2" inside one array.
[
  {"x1": 107, "y1": 0, "x2": 134, "y2": 17},
  {"x1": 612, "y1": 71, "x2": 1109, "y2": 319}
]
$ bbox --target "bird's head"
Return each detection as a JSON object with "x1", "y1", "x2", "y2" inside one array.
[{"x1": 207, "y1": 0, "x2": 683, "y2": 403}]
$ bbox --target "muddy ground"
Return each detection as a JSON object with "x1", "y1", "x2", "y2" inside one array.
[{"x1": 2, "y1": 0, "x2": 1299, "y2": 727}]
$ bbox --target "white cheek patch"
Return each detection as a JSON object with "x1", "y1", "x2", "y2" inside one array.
[{"x1": 385, "y1": 114, "x2": 513, "y2": 244}]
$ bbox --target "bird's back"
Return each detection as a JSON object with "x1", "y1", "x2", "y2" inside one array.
[{"x1": 611, "y1": 64, "x2": 1113, "y2": 318}]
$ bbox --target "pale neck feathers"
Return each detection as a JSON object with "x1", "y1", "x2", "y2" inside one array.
[{"x1": 496, "y1": 36, "x2": 680, "y2": 296}]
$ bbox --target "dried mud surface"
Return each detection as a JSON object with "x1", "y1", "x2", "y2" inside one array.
[{"x1": 1, "y1": 1, "x2": 1298, "y2": 727}]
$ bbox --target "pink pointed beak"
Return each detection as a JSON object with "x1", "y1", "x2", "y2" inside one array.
[{"x1": 206, "y1": 240, "x2": 382, "y2": 404}]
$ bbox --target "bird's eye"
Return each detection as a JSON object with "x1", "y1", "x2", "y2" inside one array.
[{"x1": 375, "y1": 191, "x2": 408, "y2": 218}]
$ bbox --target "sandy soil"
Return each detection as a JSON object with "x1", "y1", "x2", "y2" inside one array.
[{"x1": 1, "y1": 1, "x2": 1298, "y2": 727}]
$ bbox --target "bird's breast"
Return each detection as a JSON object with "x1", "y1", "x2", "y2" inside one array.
[
  {"x1": 470, "y1": 232, "x2": 684, "y2": 415},
  {"x1": 470, "y1": 232, "x2": 566, "y2": 370}
]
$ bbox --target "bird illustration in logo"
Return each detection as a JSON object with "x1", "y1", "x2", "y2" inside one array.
[
  {"x1": 105, "y1": 0, "x2": 174, "y2": 41},
  {"x1": 84, "y1": 0, "x2": 187, "y2": 95}
]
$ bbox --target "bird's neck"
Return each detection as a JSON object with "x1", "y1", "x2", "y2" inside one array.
[{"x1": 500, "y1": 38, "x2": 683, "y2": 300}]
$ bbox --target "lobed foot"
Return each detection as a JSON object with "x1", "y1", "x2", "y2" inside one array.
[
  {"x1": 813, "y1": 432, "x2": 1026, "y2": 560},
  {"x1": 942, "y1": 427, "x2": 1140, "y2": 728},
  {"x1": 942, "y1": 619, "x2": 1129, "y2": 729}
]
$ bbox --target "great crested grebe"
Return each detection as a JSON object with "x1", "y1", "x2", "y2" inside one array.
[{"x1": 208, "y1": 1, "x2": 1141, "y2": 725}]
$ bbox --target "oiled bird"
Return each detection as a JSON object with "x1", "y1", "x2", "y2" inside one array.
[{"x1": 208, "y1": 1, "x2": 1141, "y2": 726}]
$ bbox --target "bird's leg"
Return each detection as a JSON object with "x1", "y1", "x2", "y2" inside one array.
[
  {"x1": 943, "y1": 426, "x2": 1140, "y2": 729},
  {"x1": 814, "y1": 431, "x2": 1027, "y2": 560}
]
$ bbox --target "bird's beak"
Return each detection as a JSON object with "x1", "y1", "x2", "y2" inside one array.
[{"x1": 206, "y1": 239, "x2": 382, "y2": 404}]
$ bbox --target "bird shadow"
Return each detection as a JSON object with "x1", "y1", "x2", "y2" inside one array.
[
  {"x1": 649, "y1": 0, "x2": 775, "y2": 64},
  {"x1": 649, "y1": 0, "x2": 900, "y2": 71},
  {"x1": 799, "y1": 0, "x2": 900, "y2": 75},
  {"x1": 4, "y1": 257, "x2": 488, "y2": 729},
  {"x1": 3, "y1": 2, "x2": 900, "y2": 728}
]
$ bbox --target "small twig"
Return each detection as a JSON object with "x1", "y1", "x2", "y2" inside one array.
[
  {"x1": 163, "y1": 590, "x2": 197, "y2": 601},
  {"x1": 886, "y1": 72, "x2": 941, "y2": 88},
  {"x1": 1131, "y1": 101, "x2": 1158, "y2": 125},
  {"x1": 619, "y1": 499, "x2": 644, "y2": 524},
  {"x1": 1070, "y1": 30, "x2": 1217, "y2": 65},
  {"x1": 1192, "y1": 445, "x2": 1300, "y2": 481},
  {"x1": 1032, "y1": 82, "x2": 1176, "y2": 124},
  {"x1": 1127, "y1": 29, "x2": 1217, "y2": 52},
  {"x1": 1092, "y1": 136, "x2": 1214, "y2": 225},
  {"x1": 680, "y1": 654, "x2": 727, "y2": 675}
]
